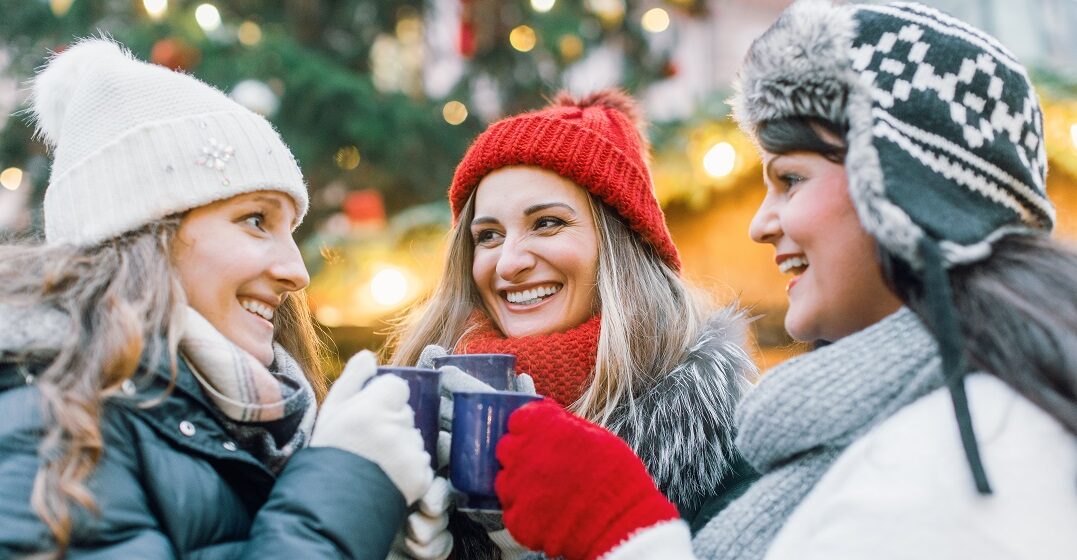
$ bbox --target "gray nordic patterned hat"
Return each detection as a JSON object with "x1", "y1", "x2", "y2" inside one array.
[{"x1": 732, "y1": 0, "x2": 1058, "y2": 495}]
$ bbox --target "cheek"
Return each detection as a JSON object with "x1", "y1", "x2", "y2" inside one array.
[{"x1": 472, "y1": 250, "x2": 496, "y2": 287}]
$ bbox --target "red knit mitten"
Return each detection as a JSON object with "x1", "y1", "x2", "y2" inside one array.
[{"x1": 494, "y1": 400, "x2": 679, "y2": 560}]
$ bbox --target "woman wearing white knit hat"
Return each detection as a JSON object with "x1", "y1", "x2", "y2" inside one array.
[{"x1": 0, "y1": 39, "x2": 439, "y2": 558}]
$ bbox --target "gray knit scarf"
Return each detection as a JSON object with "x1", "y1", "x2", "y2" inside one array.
[
  {"x1": 693, "y1": 307, "x2": 943, "y2": 559},
  {"x1": 0, "y1": 303, "x2": 315, "y2": 474}
]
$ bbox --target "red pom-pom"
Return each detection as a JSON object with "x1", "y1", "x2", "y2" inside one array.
[{"x1": 553, "y1": 88, "x2": 643, "y2": 128}]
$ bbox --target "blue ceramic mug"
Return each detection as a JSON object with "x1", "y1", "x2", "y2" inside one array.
[
  {"x1": 450, "y1": 391, "x2": 542, "y2": 511},
  {"x1": 432, "y1": 353, "x2": 517, "y2": 391},
  {"x1": 375, "y1": 366, "x2": 441, "y2": 468}
]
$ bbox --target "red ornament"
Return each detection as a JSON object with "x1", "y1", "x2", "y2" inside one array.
[
  {"x1": 151, "y1": 38, "x2": 201, "y2": 71},
  {"x1": 458, "y1": 0, "x2": 476, "y2": 58},
  {"x1": 662, "y1": 60, "x2": 679, "y2": 78},
  {"x1": 343, "y1": 189, "x2": 386, "y2": 227}
]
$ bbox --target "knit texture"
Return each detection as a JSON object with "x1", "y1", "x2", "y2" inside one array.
[
  {"x1": 732, "y1": 0, "x2": 1053, "y2": 269},
  {"x1": 692, "y1": 307, "x2": 944, "y2": 559},
  {"x1": 449, "y1": 91, "x2": 681, "y2": 271},
  {"x1": 457, "y1": 313, "x2": 601, "y2": 407},
  {"x1": 181, "y1": 308, "x2": 316, "y2": 474},
  {"x1": 30, "y1": 38, "x2": 308, "y2": 246},
  {"x1": 495, "y1": 400, "x2": 681, "y2": 560}
]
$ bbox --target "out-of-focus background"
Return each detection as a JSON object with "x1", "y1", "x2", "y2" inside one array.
[{"x1": 3, "y1": 0, "x2": 1077, "y2": 368}]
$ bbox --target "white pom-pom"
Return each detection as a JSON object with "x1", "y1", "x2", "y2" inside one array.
[{"x1": 30, "y1": 38, "x2": 133, "y2": 148}]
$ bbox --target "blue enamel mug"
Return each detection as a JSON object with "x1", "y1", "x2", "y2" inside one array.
[{"x1": 374, "y1": 367, "x2": 441, "y2": 469}]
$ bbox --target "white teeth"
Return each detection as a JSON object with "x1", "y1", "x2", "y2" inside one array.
[
  {"x1": 240, "y1": 299, "x2": 274, "y2": 321},
  {"x1": 505, "y1": 284, "x2": 561, "y2": 304},
  {"x1": 778, "y1": 256, "x2": 810, "y2": 274}
]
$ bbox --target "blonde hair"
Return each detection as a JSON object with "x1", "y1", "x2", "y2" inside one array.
[
  {"x1": 0, "y1": 217, "x2": 327, "y2": 555},
  {"x1": 386, "y1": 193, "x2": 714, "y2": 424}
]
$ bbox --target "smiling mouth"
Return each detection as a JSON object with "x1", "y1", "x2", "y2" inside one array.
[
  {"x1": 502, "y1": 284, "x2": 562, "y2": 306},
  {"x1": 779, "y1": 256, "x2": 810, "y2": 276},
  {"x1": 239, "y1": 298, "x2": 275, "y2": 322}
]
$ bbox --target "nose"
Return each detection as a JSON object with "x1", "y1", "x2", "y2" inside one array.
[
  {"x1": 749, "y1": 192, "x2": 782, "y2": 245},
  {"x1": 495, "y1": 236, "x2": 536, "y2": 282},
  {"x1": 270, "y1": 236, "x2": 311, "y2": 292}
]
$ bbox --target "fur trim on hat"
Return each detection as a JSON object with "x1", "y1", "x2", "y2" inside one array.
[{"x1": 731, "y1": 0, "x2": 1053, "y2": 270}]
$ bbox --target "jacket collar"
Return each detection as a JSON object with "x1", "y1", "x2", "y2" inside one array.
[{"x1": 604, "y1": 305, "x2": 758, "y2": 513}]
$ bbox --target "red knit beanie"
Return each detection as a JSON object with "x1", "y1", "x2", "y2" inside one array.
[{"x1": 449, "y1": 90, "x2": 681, "y2": 271}]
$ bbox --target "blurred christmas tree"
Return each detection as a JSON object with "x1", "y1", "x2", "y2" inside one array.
[{"x1": 0, "y1": 0, "x2": 706, "y2": 236}]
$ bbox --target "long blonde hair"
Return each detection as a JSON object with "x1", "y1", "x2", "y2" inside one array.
[
  {"x1": 0, "y1": 216, "x2": 328, "y2": 554},
  {"x1": 386, "y1": 192, "x2": 715, "y2": 424}
]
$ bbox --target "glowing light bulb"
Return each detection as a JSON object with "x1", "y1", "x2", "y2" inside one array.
[
  {"x1": 144, "y1": 0, "x2": 167, "y2": 20},
  {"x1": 703, "y1": 142, "x2": 736, "y2": 178},
  {"x1": 0, "y1": 167, "x2": 23, "y2": 191},
  {"x1": 443, "y1": 101, "x2": 468, "y2": 125},
  {"x1": 195, "y1": 4, "x2": 221, "y2": 32},
  {"x1": 370, "y1": 268, "x2": 408, "y2": 306},
  {"x1": 510, "y1": 25, "x2": 538, "y2": 52},
  {"x1": 238, "y1": 21, "x2": 262, "y2": 45},
  {"x1": 1069, "y1": 123, "x2": 1077, "y2": 150},
  {"x1": 532, "y1": 0, "x2": 556, "y2": 13},
  {"x1": 641, "y1": 8, "x2": 670, "y2": 33}
]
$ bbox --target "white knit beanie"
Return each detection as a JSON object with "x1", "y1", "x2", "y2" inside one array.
[{"x1": 30, "y1": 38, "x2": 308, "y2": 246}]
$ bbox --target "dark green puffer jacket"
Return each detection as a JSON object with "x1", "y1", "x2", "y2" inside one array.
[{"x1": 0, "y1": 357, "x2": 405, "y2": 559}]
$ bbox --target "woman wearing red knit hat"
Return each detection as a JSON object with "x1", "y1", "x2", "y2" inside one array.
[{"x1": 386, "y1": 89, "x2": 758, "y2": 558}]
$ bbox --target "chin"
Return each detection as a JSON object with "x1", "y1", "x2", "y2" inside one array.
[{"x1": 237, "y1": 339, "x2": 275, "y2": 366}]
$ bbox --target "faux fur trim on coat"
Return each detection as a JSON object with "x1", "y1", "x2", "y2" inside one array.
[{"x1": 605, "y1": 304, "x2": 757, "y2": 513}]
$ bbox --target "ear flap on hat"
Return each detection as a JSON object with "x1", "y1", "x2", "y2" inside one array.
[{"x1": 30, "y1": 38, "x2": 133, "y2": 149}]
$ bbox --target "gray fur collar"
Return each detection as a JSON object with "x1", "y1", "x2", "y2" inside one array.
[{"x1": 605, "y1": 304, "x2": 757, "y2": 512}]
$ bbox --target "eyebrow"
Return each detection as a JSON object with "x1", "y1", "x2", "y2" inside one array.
[
  {"x1": 471, "y1": 202, "x2": 577, "y2": 227},
  {"x1": 762, "y1": 155, "x2": 786, "y2": 180},
  {"x1": 524, "y1": 202, "x2": 576, "y2": 216},
  {"x1": 249, "y1": 195, "x2": 285, "y2": 213}
]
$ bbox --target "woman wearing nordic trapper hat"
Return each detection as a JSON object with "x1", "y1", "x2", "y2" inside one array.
[
  {"x1": 385, "y1": 89, "x2": 759, "y2": 557},
  {"x1": 474, "y1": 2, "x2": 1077, "y2": 559},
  {"x1": 0, "y1": 39, "x2": 439, "y2": 557}
]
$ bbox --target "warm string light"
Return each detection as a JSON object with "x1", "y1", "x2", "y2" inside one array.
[
  {"x1": 50, "y1": 0, "x2": 73, "y2": 17},
  {"x1": 510, "y1": 25, "x2": 538, "y2": 52},
  {"x1": 143, "y1": 0, "x2": 167, "y2": 20},
  {"x1": 195, "y1": 3, "x2": 221, "y2": 32},
  {"x1": 0, "y1": 167, "x2": 23, "y2": 191},
  {"x1": 443, "y1": 101, "x2": 468, "y2": 125},
  {"x1": 335, "y1": 146, "x2": 361, "y2": 170},
  {"x1": 531, "y1": 0, "x2": 556, "y2": 13},
  {"x1": 703, "y1": 142, "x2": 736, "y2": 178},
  {"x1": 370, "y1": 267, "x2": 409, "y2": 306},
  {"x1": 237, "y1": 21, "x2": 262, "y2": 45},
  {"x1": 641, "y1": 8, "x2": 671, "y2": 33}
]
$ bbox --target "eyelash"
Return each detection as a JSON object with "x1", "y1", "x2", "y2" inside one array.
[
  {"x1": 535, "y1": 216, "x2": 567, "y2": 230},
  {"x1": 779, "y1": 173, "x2": 805, "y2": 188},
  {"x1": 242, "y1": 213, "x2": 266, "y2": 231}
]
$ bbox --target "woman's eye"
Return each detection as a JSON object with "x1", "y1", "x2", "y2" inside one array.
[
  {"x1": 473, "y1": 229, "x2": 502, "y2": 245},
  {"x1": 779, "y1": 173, "x2": 805, "y2": 189},
  {"x1": 243, "y1": 213, "x2": 266, "y2": 231},
  {"x1": 535, "y1": 216, "x2": 566, "y2": 230}
]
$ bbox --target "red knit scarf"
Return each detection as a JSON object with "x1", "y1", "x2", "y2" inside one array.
[{"x1": 456, "y1": 313, "x2": 601, "y2": 407}]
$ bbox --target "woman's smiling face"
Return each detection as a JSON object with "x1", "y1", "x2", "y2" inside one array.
[
  {"x1": 748, "y1": 146, "x2": 902, "y2": 343},
  {"x1": 173, "y1": 190, "x2": 309, "y2": 365},
  {"x1": 470, "y1": 166, "x2": 600, "y2": 338}
]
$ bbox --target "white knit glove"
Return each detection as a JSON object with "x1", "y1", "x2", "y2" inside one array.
[
  {"x1": 311, "y1": 350, "x2": 434, "y2": 505},
  {"x1": 386, "y1": 477, "x2": 453, "y2": 560}
]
